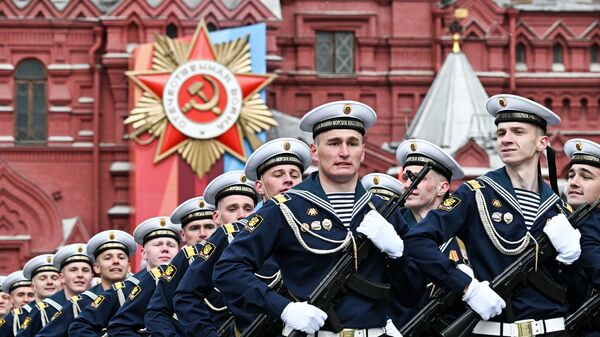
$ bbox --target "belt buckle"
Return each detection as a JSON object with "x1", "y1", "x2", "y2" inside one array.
[
  {"x1": 515, "y1": 319, "x2": 535, "y2": 337},
  {"x1": 341, "y1": 329, "x2": 355, "y2": 337}
]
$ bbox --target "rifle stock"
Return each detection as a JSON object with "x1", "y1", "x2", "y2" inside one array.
[
  {"x1": 441, "y1": 200, "x2": 599, "y2": 337},
  {"x1": 287, "y1": 164, "x2": 433, "y2": 337}
]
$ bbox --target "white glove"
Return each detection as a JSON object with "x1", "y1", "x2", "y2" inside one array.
[
  {"x1": 544, "y1": 213, "x2": 581, "y2": 264},
  {"x1": 384, "y1": 318, "x2": 403, "y2": 337},
  {"x1": 457, "y1": 264, "x2": 474, "y2": 279},
  {"x1": 280, "y1": 302, "x2": 327, "y2": 334},
  {"x1": 357, "y1": 210, "x2": 404, "y2": 258},
  {"x1": 462, "y1": 279, "x2": 505, "y2": 320}
]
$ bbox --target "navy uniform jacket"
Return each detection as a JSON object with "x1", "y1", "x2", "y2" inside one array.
[
  {"x1": 405, "y1": 167, "x2": 581, "y2": 321},
  {"x1": 16, "y1": 291, "x2": 67, "y2": 337},
  {"x1": 213, "y1": 172, "x2": 425, "y2": 330},
  {"x1": 173, "y1": 221, "x2": 280, "y2": 336},
  {"x1": 144, "y1": 245, "x2": 202, "y2": 337},
  {"x1": 69, "y1": 271, "x2": 145, "y2": 336},
  {"x1": 579, "y1": 207, "x2": 600, "y2": 337},
  {"x1": 391, "y1": 208, "x2": 468, "y2": 327},
  {"x1": 0, "y1": 304, "x2": 32, "y2": 337},
  {"x1": 107, "y1": 267, "x2": 164, "y2": 336},
  {"x1": 37, "y1": 284, "x2": 104, "y2": 337}
]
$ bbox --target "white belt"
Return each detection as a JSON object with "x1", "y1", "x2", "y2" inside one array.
[
  {"x1": 282, "y1": 326, "x2": 386, "y2": 337},
  {"x1": 473, "y1": 317, "x2": 565, "y2": 337}
]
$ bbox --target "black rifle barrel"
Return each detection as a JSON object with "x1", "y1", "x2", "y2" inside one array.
[
  {"x1": 565, "y1": 291, "x2": 600, "y2": 335},
  {"x1": 287, "y1": 163, "x2": 433, "y2": 337}
]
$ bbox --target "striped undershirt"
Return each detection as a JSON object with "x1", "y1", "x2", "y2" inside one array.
[
  {"x1": 514, "y1": 188, "x2": 540, "y2": 230},
  {"x1": 326, "y1": 192, "x2": 355, "y2": 227}
]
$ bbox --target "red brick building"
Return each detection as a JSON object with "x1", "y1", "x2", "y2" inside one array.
[{"x1": 0, "y1": 0, "x2": 598, "y2": 272}]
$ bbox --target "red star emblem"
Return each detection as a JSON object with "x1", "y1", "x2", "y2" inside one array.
[{"x1": 127, "y1": 22, "x2": 275, "y2": 165}]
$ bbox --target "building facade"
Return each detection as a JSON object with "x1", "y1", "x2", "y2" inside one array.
[{"x1": 0, "y1": 0, "x2": 598, "y2": 271}]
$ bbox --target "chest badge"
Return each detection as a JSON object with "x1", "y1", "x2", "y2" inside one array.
[
  {"x1": 310, "y1": 221, "x2": 322, "y2": 231},
  {"x1": 492, "y1": 199, "x2": 502, "y2": 208},
  {"x1": 492, "y1": 212, "x2": 502, "y2": 222},
  {"x1": 503, "y1": 212, "x2": 514, "y2": 224},
  {"x1": 307, "y1": 208, "x2": 319, "y2": 216},
  {"x1": 322, "y1": 219, "x2": 333, "y2": 231},
  {"x1": 300, "y1": 223, "x2": 310, "y2": 232}
]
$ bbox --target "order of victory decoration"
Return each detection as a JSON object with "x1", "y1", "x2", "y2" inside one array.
[{"x1": 125, "y1": 21, "x2": 278, "y2": 178}]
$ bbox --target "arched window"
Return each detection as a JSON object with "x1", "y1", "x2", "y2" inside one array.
[
  {"x1": 562, "y1": 98, "x2": 570, "y2": 117},
  {"x1": 544, "y1": 98, "x2": 553, "y2": 110},
  {"x1": 552, "y1": 43, "x2": 565, "y2": 71},
  {"x1": 581, "y1": 98, "x2": 588, "y2": 119},
  {"x1": 166, "y1": 23, "x2": 178, "y2": 38},
  {"x1": 15, "y1": 59, "x2": 47, "y2": 143},
  {"x1": 207, "y1": 22, "x2": 217, "y2": 32},
  {"x1": 516, "y1": 43, "x2": 527, "y2": 71}
]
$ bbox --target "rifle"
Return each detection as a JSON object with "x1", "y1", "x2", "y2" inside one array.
[
  {"x1": 399, "y1": 285, "x2": 459, "y2": 337},
  {"x1": 287, "y1": 163, "x2": 433, "y2": 337},
  {"x1": 237, "y1": 279, "x2": 286, "y2": 337},
  {"x1": 441, "y1": 198, "x2": 600, "y2": 337},
  {"x1": 217, "y1": 315, "x2": 236, "y2": 337},
  {"x1": 565, "y1": 291, "x2": 600, "y2": 335}
]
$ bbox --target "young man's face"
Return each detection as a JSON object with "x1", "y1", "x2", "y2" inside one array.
[
  {"x1": 311, "y1": 129, "x2": 365, "y2": 184},
  {"x1": 401, "y1": 166, "x2": 448, "y2": 210},
  {"x1": 31, "y1": 271, "x2": 61, "y2": 300},
  {"x1": 141, "y1": 237, "x2": 179, "y2": 269},
  {"x1": 181, "y1": 219, "x2": 217, "y2": 245},
  {"x1": 0, "y1": 291, "x2": 12, "y2": 316},
  {"x1": 60, "y1": 262, "x2": 93, "y2": 296},
  {"x1": 93, "y1": 249, "x2": 130, "y2": 284},
  {"x1": 213, "y1": 195, "x2": 256, "y2": 225},
  {"x1": 496, "y1": 122, "x2": 547, "y2": 167},
  {"x1": 10, "y1": 286, "x2": 34, "y2": 308},
  {"x1": 566, "y1": 164, "x2": 600, "y2": 207},
  {"x1": 256, "y1": 164, "x2": 303, "y2": 200}
]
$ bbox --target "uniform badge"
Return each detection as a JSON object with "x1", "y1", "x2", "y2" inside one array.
[
  {"x1": 300, "y1": 223, "x2": 310, "y2": 232},
  {"x1": 448, "y1": 250, "x2": 459, "y2": 262},
  {"x1": 438, "y1": 196, "x2": 461, "y2": 212},
  {"x1": 51, "y1": 311, "x2": 62, "y2": 321},
  {"x1": 91, "y1": 295, "x2": 105, "y2": 309},
  {"x1": 0, "y1": 319, "x2": 5, "y2": 328},
  {"x1": 492, "y1": 212, "x2": 502, "y2": 222},
  {"x1": 503, "y1": 212, "x2": 513, "y2": 224},
  {"x1": 322, "y1": 219, "x2": 333, "y2": 231},
  {"x1": 245, "y1": 215, "x2": 264, "y2": 233},
  {"x1": 198, "y1": 242, "x2": 216, "y2": 260},
  {"x1": 272, "y1": 193, "x2": 290, "y2": 205},
  {"x1": 150, "y1": 267, "x2": 163, "y2": 280},
  {"x1": 310, "y1": 221, "x2": 322, "y2": 231},
  {"x1": 21, "y1": 317, "x2": 31, "y2": 329},
  {"x1": 162, "y1": 264, "x2": 177, "y2": 282},
  {"x1": 492, "y1": 199, "x2": 502, "y2": 208},
  {"x1": 128, "y1": 285, "x2": 142, "y2": 300},
  {"x1": 307, "y1": 208, "x2": 319, "y2": 216}
]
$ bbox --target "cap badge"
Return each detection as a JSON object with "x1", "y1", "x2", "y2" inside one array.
[
  {"x1": 283, "y1": 142, "x2": 291, "y2": 151},
  {"x1": 576, "y1": 142, "x2": 583, "y2": 151},
  {"x1": 373, "y1": 176, "x2": 380, "y2": 185},
  {"x1": 46, "y1": 256, "x2": 52, "y2": 263},
  {"x1": 499, "y1": 97, "x2": 507, "y2": 107},
  {"x1": 160, "y1": 218, "x2": 166, "y2": 227},
  {"x1": 77, "y1": 245, "x2": 84, "y2": 253},
  {"x1": 343, "y1": 104, "x2": 352, "y2": 114},
  {"x1": 240, "y1": 175, "x2": 247, "y2": 183},
  {"x1": 307, "y1": 208, "x2": 318, "y2": 216},
  {"x1": 199, "y1": 200, "x2": 205, "y2": 208},
  {"x1": 109, "y1": 232, "x2": 115, "y2": 240}
]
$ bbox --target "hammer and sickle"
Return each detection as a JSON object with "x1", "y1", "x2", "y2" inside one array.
[{"x1": 181, "y1": 75, "x2": 222, "y2": 115}]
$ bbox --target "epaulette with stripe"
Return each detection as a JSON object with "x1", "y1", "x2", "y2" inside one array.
[
  {"x1": 23, "y1": 303, "x2": 32, "y2": 313},
  {"x1": 149, "y1": 266, "x2": 163, "y2": 281},
  {"x1": 270, "y1": 193, "x2": 290, "y2": 205},
  {"x1": 81, "y1": 290, "x2": 97, "y2": 301},
  {"x1": 125, "y1": 274, "x2": 140, "y2": 285},
  {"x1": 465, "y1": 179, "x2": 485, "y2": 191},
  {"x1": 112, "y1": 281, "x2": 126, "y2": 291},
  {"x1": 220, "y1": 222, "x2": 240, "y2": 235}
]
